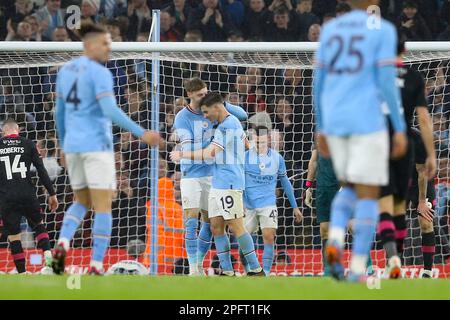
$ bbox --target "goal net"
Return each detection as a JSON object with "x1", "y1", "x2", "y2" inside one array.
[{"x1": 0, "y1": 43, "x2": 448, "y2": 278}]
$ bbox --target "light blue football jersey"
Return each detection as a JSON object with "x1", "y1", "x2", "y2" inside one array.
[
  {"x1": 315, "y1": 10, "x2": 398, "y2": 135},
  {"x1": 173, "y1": 105, "x2": 214, "y2": 178},
  {"x1": 56, "y1": 56, "x2": 115, "y2": 153},
  {"x1": 210, "y1": 114, "x2": 246, "y2": 190},
  {"x1": 244, "y1": 148, "x2": 287, "y2": 209}
]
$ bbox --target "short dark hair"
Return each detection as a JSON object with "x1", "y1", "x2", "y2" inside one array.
[
  {"x1": 184, "y1": 77, "x2": 207, "y2": 93},
  {"x1": 254, "y1": 126, "x2": 270, "y2": 136},
  {"x1": 199, "y1": 92, "x2": 224, "y2": 108},
  {"x1": 274, "y1": 6, "x2": 290, "y2": 16},
  {"x1": 77, "y1": 22, "x2": 107, "y2": 40},
  {"x1": 336, "y1": 3, "x2": 351, "y2": 14},
  {"x1": 403, "y1": 1, "x2": 417, "y2": 9}
]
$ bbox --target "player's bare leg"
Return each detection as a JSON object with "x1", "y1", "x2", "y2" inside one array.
[
  {"x1": 379, "y1": 195, "x2": 402, "y2": 279},
  {"x1": 418, "y1": 213, "x2": 435, "y2": 278},
  {"x1": 87, "y1": 189, "x2": 114, "y2": 275},
  {"x1": 184, "y1": 208, "x2": 201, "y2": 275},
  {"x1": 8, "y1": 233, "x2": 26, "y2": 274},
  {"x1": 210, "y1": 216, "x2": 234, "y2": 276},
  {"x1": 53, "y1": 188, "x2": 91, "y2": 275},
  {"x1": 227, "y1": 218, "x2": 264, "y2": 276}
]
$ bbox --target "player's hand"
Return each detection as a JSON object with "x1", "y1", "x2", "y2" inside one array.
[
  {"x1": 170, "y1": 150, "x2": 182, "y2": 162},
  {"x1": 417, "y1": 199, "x2": 434, "y2": 222},
  {"x1": 293, "y1": 208, "x2": 303, "y2": 223},
  {"x1": 425, "y1": 155, "x2": 437, "y2": 180},
  {"x1": 402, "y1": 19, "x2": 414, "y2": 28},
  {"x1": 316, "y1": 133, "x2": 330, "y2": 158},
  {"x1": 391, "y1": 132, "x2": 407, "y2": 160},
  {"x1": 304, "y1": 188, "x2": 313, "y2": 209},
  {"x1": 141, "y1": 130, "x2": 160, "y2": 146},
  {"x1": 48, "y1": 195, "x2": 59, "y2": 213}
]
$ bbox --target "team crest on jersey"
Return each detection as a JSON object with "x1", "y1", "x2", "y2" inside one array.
[
  {"x1": 259, "y1": 163, "x2": 266, "y2": 170},
  {"x1": 202, "y1": 121, "x2": 209, "y2": 129}
]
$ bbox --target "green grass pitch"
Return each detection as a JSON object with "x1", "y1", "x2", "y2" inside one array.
[{"x1": 0, "y1": 275, "x2": 448, "y2": 300}]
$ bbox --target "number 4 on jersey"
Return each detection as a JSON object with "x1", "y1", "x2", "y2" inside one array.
[{"x1": 66, "y1": 80, "x2": 81, "y2": 110}]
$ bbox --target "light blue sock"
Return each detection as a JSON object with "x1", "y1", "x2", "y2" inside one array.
[
  {"x1": 184, "y1": 218, "x2": 198, "y2": 265},
  {"x1": 92, "y1": 212, "x2": 112, "y2": 264},
  {"x1": 329, "y1": 187, "x2": 357, "y2": 249},
  {"x1": 353, "y1": 199, "x2": 379, "y2": 257},
  {"x1": 239, "y1": 248, "x2": 250, "y2": 273},
  {"x1": 214, "y1": 234, "x2": 233, "y2": 272},
  {"x1": 197, "y1": 221, "x2": 212, "y2": 265},
  {"x1": 238, "y1": 233, "x2": 261, "y2": 271},
  {"x1": 262, "y1": 243, "x2": 274, "y2": 275},
  {"x1": 59, "y1": 202, "x2": 88, "y2": 242}
]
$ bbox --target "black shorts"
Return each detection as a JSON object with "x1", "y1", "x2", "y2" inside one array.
[
  {"x1": 408, "y1": 180, "x2": 436, "y2": 210},
  {"x1": 380, "y1": 140, "x2": 414, "y2": 200},
  {"x1": 0, "y1": 200, "x2": 43, "y2": 236}
]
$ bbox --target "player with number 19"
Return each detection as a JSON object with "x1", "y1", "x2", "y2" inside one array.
[
  {"x1": 241, "y1": 126, "x2": 302, "y2": 276},
  {"x1": 53, "y1": 22, "x2": 159, "y2": 275},
  {"x1": 171, "y1": 92, "x2": 264, "y2": 276}
]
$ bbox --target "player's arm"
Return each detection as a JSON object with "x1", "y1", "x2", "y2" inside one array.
[
  {"x1": 171, "y1": 143, "x2": 221, "y2": 161},
  {"x1": 278, "y1": 154, "x2": 302, "y2": 223},
  {"x1": 304, "y1": 149, "x2": 318, "y2": 209},
  {"x1": 55, "y1": 75, "x2": 66, "y2": 148},
  {"x1": 224, "y1": 101, "x2": 248, "y2": 121},
  {"x1": 414, "y1": 73, "x2": 437, "y2": 179},
  {"x1": 30, "y1": 141, "x2": 58, "y2": 212},
  {"x1": 416, "y1": 163, "x2": 434, "y2": 222},
  {"x1": 95, "y1": 68, "x2": 159, "y2": 146},
  {"x1": 376, "y1": 24, "x2": 407, "y2": 158}
]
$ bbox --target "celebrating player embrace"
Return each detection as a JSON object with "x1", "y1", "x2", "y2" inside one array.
[{"x1": 171, "y1": 92, "x2": 264, "y2": 276}]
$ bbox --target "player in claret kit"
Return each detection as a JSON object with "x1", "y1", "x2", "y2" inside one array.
[
  {"x1": 0, "y1": 119, "x2": 58, "y2": 273},
  {"x1": 53, "y1": 22, "x2": 159, "y2": 275},
  {"x1": 313, "y1": 0, "x2": 407, "y2": 281},
  {"x1": 241, "y1": 126, "x2": 302, "y2": 276},
  {"x1": 171, "y1": 92, "x2": 263, "y2": 276}
]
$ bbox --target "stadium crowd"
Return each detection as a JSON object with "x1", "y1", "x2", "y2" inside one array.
[{"x1": 0, "y1": 0, "x2": 449, "y2": 271}]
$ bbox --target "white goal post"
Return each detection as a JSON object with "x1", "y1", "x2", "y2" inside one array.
[{"x1": 0, "y1": 41, "x2": 449, "y2": 278}]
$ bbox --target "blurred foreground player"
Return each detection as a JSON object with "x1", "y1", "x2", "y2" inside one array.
[
  {"x1": 53, "y1": 22, "x2": 159, "y2": 275},
  {"x1": 0, "y1": 119, "x2": 58, "y2": 273}
]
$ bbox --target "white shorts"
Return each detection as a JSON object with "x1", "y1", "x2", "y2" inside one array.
[
  {"x1": 208, "y1": 188, "x2": 244, "y2": 221},
  {"x1": 245, "y1": 205, "x2": 278, "y2": 233},
  {"x1": 180, "y1": 176, "x2": 212, "y2": 211},
  {"x1": 327, "y1": 130, "x2": 389, "y2": 186},
  {"x1": 66, "y1": 151, "x2": 116, "y2": 191}
]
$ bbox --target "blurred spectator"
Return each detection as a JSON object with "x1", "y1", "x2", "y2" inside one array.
[
  {"x1": 397, "y1": 1, "x2": 432, "y2": 41},
  {"x1": 302, "y1": 23, "x2": 320, "y2": 42},
  {"x1": 7, "y1": 0, "x2": 35, "y2": 24},
  {"x1": 127, "y1": 0, "x2": 152, "y2": 41},
  {"x1": 295, "y1": 0, "x2": 319, "y2": 40},
  {"x1": 99, "y1": 0, "x2": 127, "y2": 19},
  {"x1": 242, "y1": 0, "x2": 270, "y2": 41},
  {"x1": 105, "y1": 19, "x2": 123, "y2": 42},
  {"x1": 264, "y1": 6, "x2": 298, "y2": 42},
  {"x1": 52, "y1": 25, "x2": 70, "y2": 41},
  {"x1": 268, "y1": 0, "x2": 293, "y2": 14},
  {"x1": 184, "y1": 29, "x2": 203, "y2": 41},
  {"x1": 165, "y1": 0, "x2": 192, "y2": 35},
  {"x1": 160, "y1": 10, "x2": 183, "y2": 41},
  {"x1": 187, "y1": 0, "x2": 235, "y2": 42},
  {"x1": 227, "y1": 29, "x2": 244, "y2": 42},
  {"x1": 36, "y1": 138, "x2": 62, "y2": 182},
  {"x1": 23, "y1": 15, "x2": 44, "y2": 40},
  {"x1": 335, "y1": 2, "x2": 351, "y2": 17},
  {"x1": 80, "y1": 0, "x2": 101, "y2": 24},
  {"x1": 221, "y1": 0, "x2": 245, "y2": 29},
  {"x1": 5, "y1": 20, "x2": 33, "y2": 41},
  {"x1": 33, "y1": 0, "x2": 65, "y2": 40}
]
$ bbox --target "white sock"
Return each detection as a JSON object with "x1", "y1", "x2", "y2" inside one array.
[
  {"x1": 350, "y1": 254, "x2": 368, "y2": 275},
  {"x1": 328, "y1": 227, "x2": 346, "y2": 249},
  {"x1": 90, "y1": 260, "x2": 103, "y2": 271},
  {"x1": 58, "y1": 238, "x2": 70, "y2": 251}
]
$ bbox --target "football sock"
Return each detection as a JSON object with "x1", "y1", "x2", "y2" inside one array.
[
  {"x1": 91, "y1": 212, "x2": 112, "y2": 269},
  {"x1": 214, "y1": 234, "x2": 233, "y2": 272},
  {"x1": 378, "y1": 212, "x2": 397, "y2": 259},
  {"x1": 59, "y1": 202, "x2": 88, "y2": 250},
  {"x1": 328, "y1": 187, "x2": 357, "y2": 249}
]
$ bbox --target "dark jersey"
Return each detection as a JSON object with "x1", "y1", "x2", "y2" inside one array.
[
  {"x1": 398, "y1": 64, "x2": 428, "y2": 134},
  {"x1": 0, "y1": 135, "x2": 55, "y2": 205}
]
